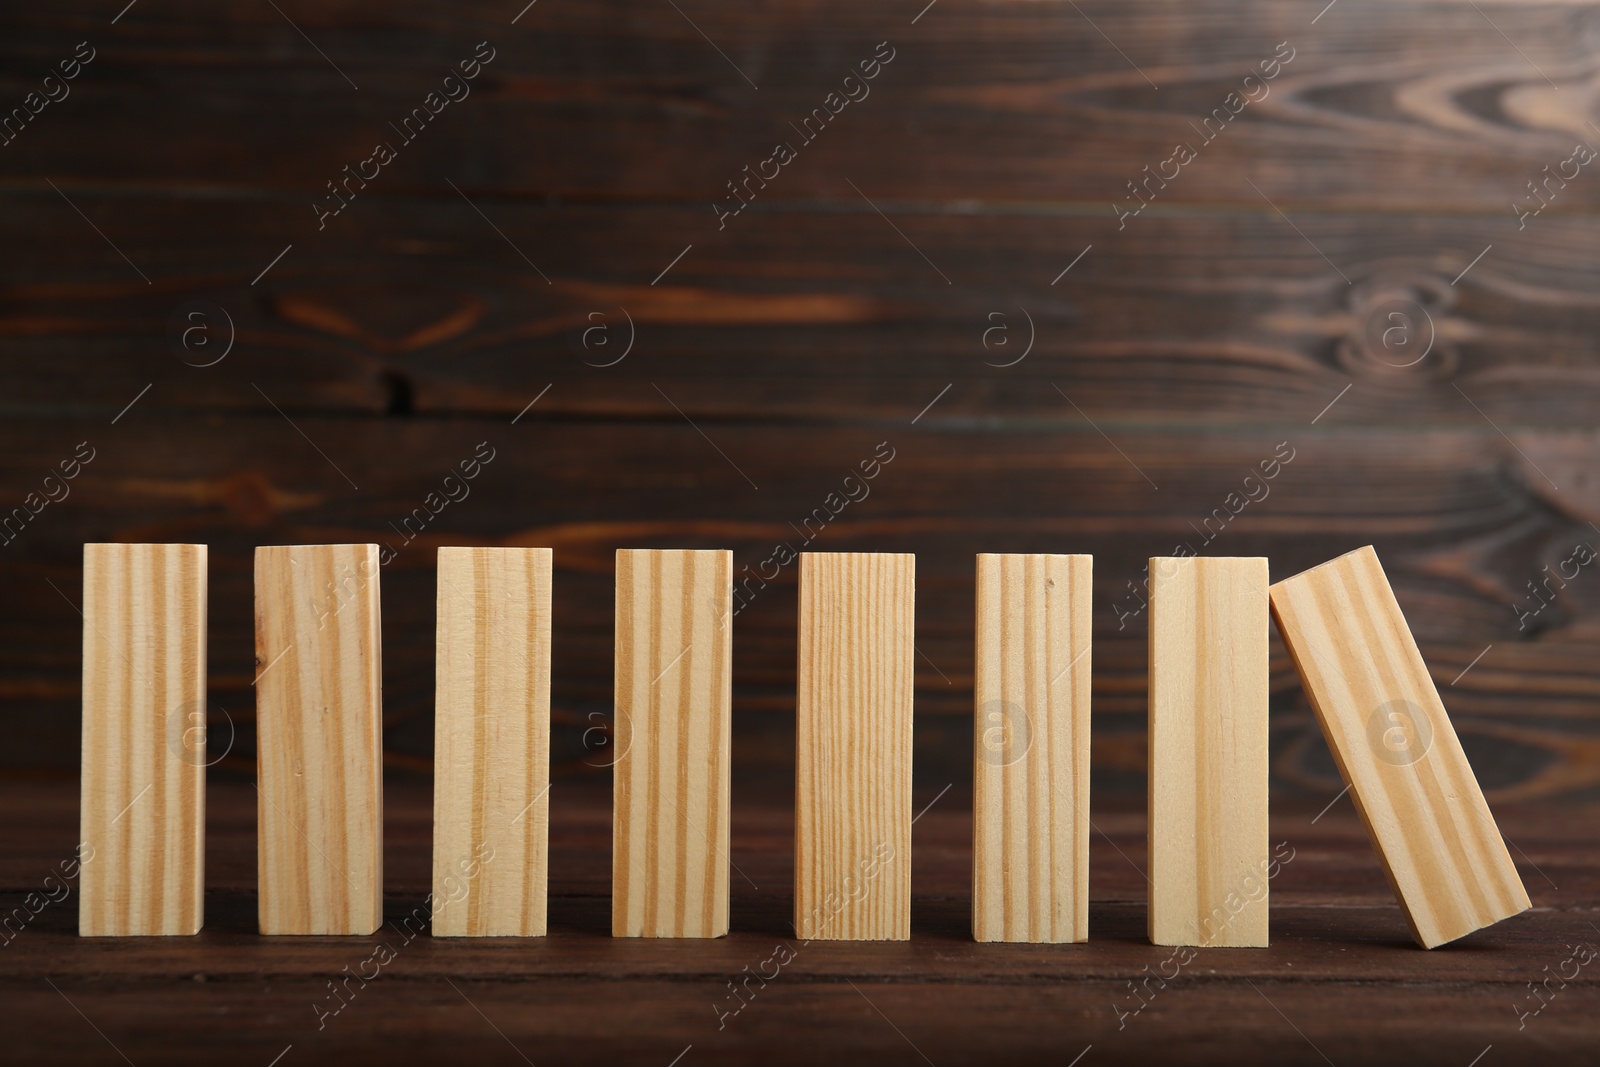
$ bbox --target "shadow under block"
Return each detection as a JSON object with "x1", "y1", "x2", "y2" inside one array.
[
  {"x1": 79, "y1": 543, "x2": 207, "y2": 936},
  {"x1": 1148, "y1": 556, "x2": 1270, "y2": 948},
  {"x1": 795, "y1": 552, "x2": 914, "y2": 941},
  {"x1": 254, "y1": 544, "x2": 383, "y2": 936},
  {"x1": 1269, "y1": 545, "x2": 1531, "y2": 948},
  {"x1": 433, "y1": 547, "x2": 552, "y2": 937},
  {"x1": 612, "y1": 549, "x2": 732, "y2": 938},
  {"x1": 972, "y1": 553, "x2": 1091, "y2": 943}
]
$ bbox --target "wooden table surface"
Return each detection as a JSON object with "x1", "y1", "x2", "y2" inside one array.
[{"x1": 2, "y1": 778, "x2": 1594, "y2": 1066}]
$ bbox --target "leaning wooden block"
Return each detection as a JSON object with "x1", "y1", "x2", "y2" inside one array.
[
  {"x1": 1270, "y1": 545, "x2": 1530, "y2": 948},
  {"x1": 80, "y1": 543, "x2": 207, "y2": 936},
  {"x1": 972, "y1": 553, "x2": 1091, "y2": 943},
  {"x1": 795, "y1": 552, "x2": 913, "y2": 941},
  {"x1": 433, "y1": 547, "x2": 552, "y2": 936},
  {"x1": 1148, "y1": 556, "x2": 1270, "y2": 947},
  {"x1": 255, "y1": 544, "x2": 383, "y2": 935},
  {"x1": 613, "y1": 549, "x2": 732, "y2": 937}
]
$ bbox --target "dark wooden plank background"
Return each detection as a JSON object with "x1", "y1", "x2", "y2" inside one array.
[
  {"x1": 3, "y1": 1, "x2": 1599, "y2": 1063},
  {"x1": 5, "y1": 0, "x2": 1600, "y2": 801}
]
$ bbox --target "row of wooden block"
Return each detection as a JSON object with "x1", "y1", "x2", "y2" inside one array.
[{"x1": 79, "y1": 544, "x2": 1528, "y2": 948}]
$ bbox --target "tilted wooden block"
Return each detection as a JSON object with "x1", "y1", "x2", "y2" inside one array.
[
  {"x1": 795, "y1": 552, "x2": 913, "y2": 941},
  {"x1": 80, "y1": 543, "x2": 207, "y2": 936},
  {"x1": 1270, "y1": 545, "x2": 1531, "y2": 948},
  {"x1": 1148, "y1": 556, "x2": 1271, "y2": 947},
  {"x1": 254, "y1": 544, "x2": 383, "y2": 935},
  {"x1": 972, "y1": 553, "x2": 1091, "y2": 943},
  {"x1": 613, "y1": 549, "x2": 732, "y2": 937},
  {"x1": 433, "y1": 547, "x2": 552, "y2": 936}
]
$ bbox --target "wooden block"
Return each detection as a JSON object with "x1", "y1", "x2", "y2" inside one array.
[
  {"x1": 79, "y1": 543, "x2": 207, "y2": 936},
  {"x1": 432, "y1": 547, "x2": 552, "y2": 937},
  {"x1": 1148, "y1": 556, "x2": 1271, "y2": 947},
  {"x1": 612, "y1": 549, "x2": 732, "y2": 938},
  {"x1": 1270, "y1": 545, "x2": 1531, "y2": 948},
  {"x1": 254, "y1": 544, "x2": 383, "y2": 936},
  {"x1": 972, "y1": 553, "x2": 1091, "y2": 943},
  {"x1": 795, "y1": 552, "x2": 913, "y2": 941}
]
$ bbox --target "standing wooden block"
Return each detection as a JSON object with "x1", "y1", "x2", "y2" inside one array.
[
  {"x1": 1270, "y1": 545, "x2": 1530, "y2": 948},
  {"x1": 795, "y1": 552, "x2": 914, "y2": 941},
  {"x1": 254, "y1": 544, "x2": 382, "y2": 936},
  {"x1": 80, "y1": 543, "x2": 207, "y2": 936},
  {"x1": 972, "y1": 553, "x2": 1091, "y2": 943},
  {"x1": 1148, "y1": 556, "x2": 1270, "y2": 947},
  {"x1": 433, "y1": 547, "x2": 552, "y2": 937},
  {"x1": 613, "y1": 549, "x2": 732, "y2": 938}
]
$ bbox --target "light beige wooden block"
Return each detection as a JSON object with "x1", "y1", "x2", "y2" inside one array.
[
  {"x1": 795, "y1": 552, "x2": 913, "y2": 941},
  {"x1": 1270, "y1": 545, "x2": 1530, "y2": 948},
  {"x1": 79, "y1": 543, "x2": 207, "y2": 936},
  {"x1": 613, "y1": 549, "x2": 732, "y2": 937},
  {"x1": 1148, "y1": 556, "x2": 1270, "y2": 947},
  {"x1": 433, "y1": 547, "x2": 552, "y2": 937},
  {"x1": 972, "y1": 553, "x2": 1091, "y2": 943},
  {"x1": 254, "y1": 544, "x2": 382, "y2": 936}
]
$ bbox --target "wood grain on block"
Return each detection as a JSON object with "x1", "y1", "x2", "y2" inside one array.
[
  {"x1": 795, "y1": 552, "x2": 914, "y2": 941},
  {"x1": 1269, "y1": 545, "x2": 1531, "y2": 948},
  {"x1": 79, "y1": 543, "x2": 207, "y2": 936},
  {"x1": 972, "y1": 553, "x2": 1091, "y2": 943},
  {"x1": 433, "y1": 547, "x2": 552, "y2": 937},
  {"x1": 254, "y1": 544, "x2": 383, "y2": 936},
  {"x1": 613, "y1": 549, "x2": 732, "y2": 938},
  {"x1": 1148, "y1": 556, "x2": 1271, "y2": 948}
]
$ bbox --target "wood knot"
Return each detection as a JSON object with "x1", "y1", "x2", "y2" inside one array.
[{"x1": 1334, "y1": 261, "x2": 1459, "y2": 383}]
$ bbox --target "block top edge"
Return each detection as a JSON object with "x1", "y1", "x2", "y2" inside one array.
[
  {"x1": 614, "y1": 547, "x2": 732, "y2": 556},
  {"x1": 1268, "y1": 545, "x2": 1380, "y2": 593},
  {"x1": 438, "y1": 545, "x2": 553, "y2": 555},
  {"x1": 799, "y1": 551, "x2": 915, "y2": 558}
]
